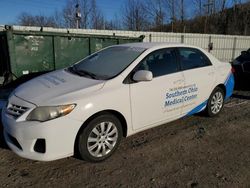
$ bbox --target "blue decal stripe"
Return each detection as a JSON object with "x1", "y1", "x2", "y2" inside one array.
[
  {"x1": 224, "y1": 73, "x2": 235, "y2": 100},
  {"x1": 184, "y1": 72, "x2": 234, "y2": 117},
  {"x1": 186, "y1": 100, "x2": 208, "y2": 116}
]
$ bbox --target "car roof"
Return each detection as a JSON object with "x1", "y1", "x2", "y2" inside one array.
[{"x1": 119, "y1": 42, "x2": 197, "y2": 50}]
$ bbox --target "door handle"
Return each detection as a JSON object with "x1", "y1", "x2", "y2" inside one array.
[{"x1": 173, "y1": 79, "x2": 184, "y2": 84}]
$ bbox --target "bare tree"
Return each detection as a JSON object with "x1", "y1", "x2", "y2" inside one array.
[
  {"x1": 242, "y1": 5, "x2": 250, "y2": 35},
  {"x1": 218, "y1": 0, "x2": 228, "y2": 11},
  {"x1": 18, "y1": 13, "x2": 35, "y2": 26},
  {"x1": 62, "y1": 0, "x2": 76, "y2": 28},
  {"x1": 180, "y1": 0, "x2": 185, "y2": 23},
  {"x1": 122, "y1": 0, "x2": 149, "y2": 31},
  {"x1": 62, "y1": 0, "x2": 105, "y2": 29},
  {"x1": 18, "y1": 12, "x2": 57, "y2": 27},
  {"x1": 53, "y1": 10, "x2": 66, "y2": 28},
  {"x1": 105, "y1": 13, "x2": 122, "y2": 30},
  {"x1": 90, "y1": 0, "x2": 105, "y2": 29},
  {"x1": 62, "y1": 0, "x2": 91, "y2": 28},
  {"x1": 144, "y1": 0, "x2": 165, "y2": 31},
  {"x1": 165, "y1": 0, "x2": 176, "y2": 20},
  {"x1": 233, "y1": 0, "x2": 243, "y2": 4},
  {"x1": 79, "y1": 0, "x2": 91, "y2": 28},
  {"x1": 16, "y1": 0, "x2": 250, "y2": 35},
  {"x1": 165, "y1": 0, "x2": 179, "y2": 31},
  {"x1": 193, "y1": 0, "x2": 205, "y2": 16},
  {"x1": 165, "y1": 0, "x2": 187, "y2": 32},
  {"x1": 17, "y1": 0, "x2": 106, "y2": 29}
]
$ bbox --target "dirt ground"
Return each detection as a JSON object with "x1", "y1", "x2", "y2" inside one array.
[{"x1": 0, "y1": 89, "x2": 249, "y2": 188}]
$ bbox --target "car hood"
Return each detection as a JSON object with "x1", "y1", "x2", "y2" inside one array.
[{"x1": 13, "y1": 69, "x2": 105, "y2": 105}]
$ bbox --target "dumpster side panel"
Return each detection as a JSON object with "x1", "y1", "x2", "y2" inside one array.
[
  {"x1": 90, "y1": 38, "x2": 118, "y2": 53},
  {"x1": 11, "y1": 34, "x2": 54, "y2": 77},
  {"x1": 54, "y1": 36, "x2": 89, "y2": 69},
  {"x1": 0, "y1": 28, "x2": 144, "y2": 102}
]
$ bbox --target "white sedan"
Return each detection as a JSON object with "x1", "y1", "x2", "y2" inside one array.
[{"x1": 1, "y1": 43, "x2": 234, "y2": 162}]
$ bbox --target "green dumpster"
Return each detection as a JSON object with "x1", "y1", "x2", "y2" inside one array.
[
  {"x1": 0, "y1": 26, "x2": 144, "y2": 83},
  {"x1": 0, "y1": 25, "x2": 144, "y2": 101}
]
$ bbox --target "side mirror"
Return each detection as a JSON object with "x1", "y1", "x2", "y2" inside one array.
[
  {"x1": 241, "y1": 51, "x2": 247, "y2": 55},
  {"x1": 133, "y1": 70, "x2": 153, "y2": 82}
]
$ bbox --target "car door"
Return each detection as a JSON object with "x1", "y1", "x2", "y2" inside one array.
[
  {"x1": 128, "y1": 48, "x2": 185, "y2": 130},
  {"x1": 177, "y1": 47, "x2": 216, "y2": 116}
]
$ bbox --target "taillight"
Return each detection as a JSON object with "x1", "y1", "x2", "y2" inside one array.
[{"x1": 231, "y1": 67, "x2": 236, "y2": 74}]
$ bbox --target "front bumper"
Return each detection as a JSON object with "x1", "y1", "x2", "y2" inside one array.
[{"x1": 1, "y1": 96, "x2": 83, "y2": 161}]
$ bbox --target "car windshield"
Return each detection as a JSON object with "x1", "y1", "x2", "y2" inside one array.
[{"x1": 70, "y1": 46, "x2": 145, "y2": 80}]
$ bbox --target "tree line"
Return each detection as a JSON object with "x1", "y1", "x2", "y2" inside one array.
[{"x1": 17, "y1": 0, "x2": 250, "y2": 35}]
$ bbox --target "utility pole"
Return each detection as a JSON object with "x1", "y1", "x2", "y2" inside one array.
[
  {"x1": 171, "y1": 0, "x2": 175, "y2": 32},
  {"x1": 171, "y1": 19, "x2": 174, "y2": 32},
  {"x1": 181, "y1": 0, "x2": 184, "y2": 23},
  {"x1": 204, "y1": 0, "x2": 213, "y2": 15},
  {"x1": 75, "y1": 2, "x2": 81, "y2": 29},
  {"x1": 204, "y1": 0, "x2": 213, "y2": 33},
  {"x1": 213, "y1": 0, "x2": 216, "y2": 14},
  {"x1": 199, "y1": 0, "x2": 202, "y2": 16},
  {"x1": 180, "y1": 0, "x2": 185, "y2": 33}
]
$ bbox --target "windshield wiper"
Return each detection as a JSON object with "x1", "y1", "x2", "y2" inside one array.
[
  {"x1": 68, "y1": 66, "x2": 110, "y2": 80},
  {"x1": 68, "y1": 66, "x2": 99, "y2": 79},
  {"x1": 77, "y1": 69, "x2": 99, "y2": 79}
]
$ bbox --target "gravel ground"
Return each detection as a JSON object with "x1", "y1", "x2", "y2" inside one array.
[{"x1": 0, "y1": 89, "x2": 249, "y2": 188}]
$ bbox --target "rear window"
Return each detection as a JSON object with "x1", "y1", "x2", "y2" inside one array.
[{"x1": 236, "y1": 52, "x2": 250, "y2": 63}]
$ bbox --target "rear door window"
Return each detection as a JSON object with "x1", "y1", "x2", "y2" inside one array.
[{"x1": 178, "y1": 48, "x2": 212, "y2": 71}]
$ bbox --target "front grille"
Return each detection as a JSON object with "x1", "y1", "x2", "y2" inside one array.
[{"x1": 7, "y1": 104, "x2": 29, "y2": 118}]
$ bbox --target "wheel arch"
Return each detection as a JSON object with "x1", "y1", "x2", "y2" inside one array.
[
  {"x1": 205, "y1": 84, "x2": 226, "y2": 117},
  {"x1": 215, "y1": 84, "x2": 226, "y2": 97},
  {"x1": 74, "y1": 109, "x2": 128, "y2": 155}
]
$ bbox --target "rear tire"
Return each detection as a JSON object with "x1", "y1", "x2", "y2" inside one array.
[
  {"x1": 77, "y1": 114, "x2": 123, "y2": 162},
  {"x1": 205, "y1": 87, "x2": 225, "y2": 117}
]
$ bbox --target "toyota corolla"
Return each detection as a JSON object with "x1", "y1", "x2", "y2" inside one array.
[{"x1": 1, "y1": 43, "x2": 234, "y2": 162}]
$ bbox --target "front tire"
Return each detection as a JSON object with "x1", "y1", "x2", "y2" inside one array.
[
  {"x1": 205, "y1": 87, "x2": 225, "y2": 117},
  {"x1": 77, "y1": 114, "x2": 123, "y2": 162}
]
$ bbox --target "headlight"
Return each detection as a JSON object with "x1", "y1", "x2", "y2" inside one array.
[{"x1": 26, "y1": 104, "x2": 76, "y2": 122}]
